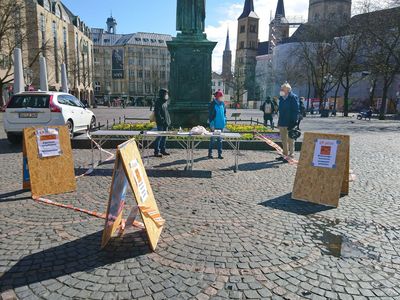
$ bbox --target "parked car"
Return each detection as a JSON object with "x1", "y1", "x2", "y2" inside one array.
[{"x1": 3, "y1": 91, "x2": 96, "y2": 144}]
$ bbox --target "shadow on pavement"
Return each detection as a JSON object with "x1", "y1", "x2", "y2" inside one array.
[
  {"x1": 147, "y1": 169, "x2": 212, "y2": 178},
  {"x1": 0, "y1": 190, "x2": 31, "y2": 202},
  {"x1": 0, "y1": 230, "x2": 151, "y2": 291},
  {"x1": 259, "y1": 193, "x2": 334, "y2": 216},
  {"x1": 229, "y1": 160, "x2": 282, "y2": 172},
  {"x1": 0, "y1": 139, "x2": 21, "y2": 154}
]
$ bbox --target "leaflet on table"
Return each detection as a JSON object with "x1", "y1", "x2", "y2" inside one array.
[
  {"x1": 129, "y1": 159, "x2": 148, "y2": 203},
  {"x1": 36, "y1": 128, "x2": 62, "y2": 158},
  {"x1": 312, "y1": 139, "x2": 339, "y2": 169}
]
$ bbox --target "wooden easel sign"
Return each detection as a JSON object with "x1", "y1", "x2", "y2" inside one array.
[
  {"x1": 101, "y1": 139, "x2": 165, "y2": 251},
  {"x1": 292, "y1": 132, "x2": 350, "y2": 207},
  {"x1": 22, "y1": 126, "x2": 76, "y2": 198}
]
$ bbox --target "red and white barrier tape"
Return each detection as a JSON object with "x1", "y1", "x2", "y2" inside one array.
[
  {"x1": 75, "y1": 133, "x2": 115, "y2": 178},
  {"x1": 255, "y1": 134, "x2": 298, "y2": 165}
]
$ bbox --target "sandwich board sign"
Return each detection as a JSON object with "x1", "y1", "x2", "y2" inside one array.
[
  {"x1": 292, "y1": 132, "x2": 350, "y2": 207},
  {"x1": 22, "y1": 126, "x2": 76, "y2": 197},
  {"x1": 101, "y1": 139, "x2": 165, "y2": 251}
]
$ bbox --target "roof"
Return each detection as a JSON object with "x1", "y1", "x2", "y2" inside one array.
[
  {"x1": 275, "y1": 0, "x2": 285, "y2": 18},
  {"x1": 238, "y1": 0, "x2": 259, "y2": 19},
  {"x1": 257, "y1": 41, "x2": 270, "y2": 56},
  {"x1": 91, "y1": 30, "x2": 172, "y2": 47},
  {"x1": 224, "y1": 30, "x2": 230, "y2": 51}
]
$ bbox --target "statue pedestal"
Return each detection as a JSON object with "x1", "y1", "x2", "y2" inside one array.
[{"x1": 167, "y1": 36, "x2": 217, "y2": 128}]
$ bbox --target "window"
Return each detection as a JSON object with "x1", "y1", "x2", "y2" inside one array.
[
  {"x1": 145, "y1": 83, "x2": 151, "y2": 94},
  {"x1": 129, "y1": 69, "x2": 135, "y2": 79},
  {"x1": 137, "y1": 82, "x2": 143, "y2": 93},
  {"x1": 52, "y1": 21, "x2": 59, "y2": 83},
  {"x1": 43, "y1": 0, "x2": 50, "y2": 11},
  {"x1": 240, "y1": 25, "x2": 245, "y2": 33},
  {"x1": 144, "y1": 48, "x2": 151, "y2": 55},
  {"x1": 152, "y1": 49, "x2": 158, "y2": 55},
  {"x1": 145, "y1": 70, "x2": 151, "y2": 79},
  {"x1": 240, "y1": 41, "x2": 244, "y2": 49},
  {"x1": 129, "y1": 58, "x2": 135, "y2": 65},
  {"x1": 94, "y1": 57, "x2": 99, "y2": 64},
  {"x1": 135, "y1": 38, "x2": 141, "y2": 42},
  {"x1": 250, "y1": 25, "x2": 257, "y2": 33},
  {"x1": 103, "y1": 39, "x2": 110, "y2": 43},
  {"x1": 7, "y1": 95, "x2": 50, "y2": 108},
  {"x1": 137, "y1": 70, "x2": 143, "y2": 79},
  {"x1": 151, "y1": 39, "x2": 157, "y2": 43},
  {"x1": 158, "y1": 39, "x2": 164, "y2": 43},
  {"x1": 55, "y1": 5, "x2": 62, "y2": 18},
  {"x1": 129, "y1": 82, "x2": 136, "y2": 93},
  {"x1": 143, "y1": 38, "x2": 149, "y2": 42},
  {"x1": 93, "y1": 48, "x2": 99, "y2": 54}
]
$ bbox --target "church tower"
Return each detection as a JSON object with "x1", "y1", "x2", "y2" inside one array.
[
  {"x1": 106, "y1": 15, "x2": 117, "y2": 34},
  {"x1": 235, "y1": 0, "x2": 259, "y2": 102},
  {"x1": 308, "y1": 0, "x2": 352, "y2": 26},
  {"x1": 269, "y1": 0, "x2": 289, "y2": 52},
  {"x1": 222, "y1": 29, "x2": 232, "y2": 81}
]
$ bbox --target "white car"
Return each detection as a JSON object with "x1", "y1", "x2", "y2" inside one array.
[{"x1": 4, "y1": 91, "x2": 96, "y2": 144}]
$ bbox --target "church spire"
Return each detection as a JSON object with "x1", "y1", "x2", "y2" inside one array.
[
  {"x1": 239, "y1": 0, "x2": 257, "y2": 19},
  {"x1": 275, "y1": 0, "x2": 286, "y2": 18},
  {"x1": 224, "y1": 29, "x2": 230, "y2": 51}
]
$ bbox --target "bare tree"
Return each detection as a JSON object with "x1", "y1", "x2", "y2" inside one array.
[{"x1": 332, "y1": 32, "x2": 365, "y2": 116}]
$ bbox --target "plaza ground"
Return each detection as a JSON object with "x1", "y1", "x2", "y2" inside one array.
[{"x1": 0, "y1": 110, "x2": 400, "y2": 300}]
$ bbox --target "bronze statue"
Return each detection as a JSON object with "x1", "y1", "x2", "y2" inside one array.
[{"x1": 176, "y1": 0, "x2": 205, "y2": 34}]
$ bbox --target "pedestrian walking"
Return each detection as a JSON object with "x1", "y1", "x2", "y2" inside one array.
[
  {"x1": 260, "y1": 96, "x2": 276, "y2": 129},
  {"x1": 277, "y1": 83, "x2": 300, "y2": 162},
  {"x1": 208, "y1": 90, "x2": 226, "y2": 159},
  {"x1": 297, "y1": 97, "x2": 306, "y2": 130},
  {"x1": 154, "y1": 88, "x2": 171, "y2": 157}
]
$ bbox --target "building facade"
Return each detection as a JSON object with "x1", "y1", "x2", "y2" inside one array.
[
  {"x1": 91, "y1": 18, "x2": 172, "y2": 105},
  {"x1": 0, "y1": 0, "x2": 93, "y2": 105},
  {"x1": 235, "y1": 0, "x2": 259, "y2": 103},
  {"x1": 308, "y1": 0, "x2": 352, "y2": 25}
]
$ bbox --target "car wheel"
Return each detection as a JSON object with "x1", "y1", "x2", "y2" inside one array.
[
  {"x1": 89, "y1": 116, "x2": 96, "y2": 131},
  {"x1": 7, "y1": 133, "x2": 21, "y2": 144},
  {"x1": 66, "y1": 120, "x2": 74, "y2": 139}
]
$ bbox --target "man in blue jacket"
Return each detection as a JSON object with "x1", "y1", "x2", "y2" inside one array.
[
  {"x1": 277, "y1": 83, "x2": 300, "y2": 162},
  {"x1": 208, "y1": 90, "x2": 226, "y2": 159}
]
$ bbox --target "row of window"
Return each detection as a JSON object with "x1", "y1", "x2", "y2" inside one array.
[
  {"x1": 99, "y1": 69, "x2": 168, "y2": 80},
  {"x1": 240, "y1": 24, "x2": 258, "y2": 34},
  {"x1": 238, "y1": 40, "x2": 258, "y2": 50},
  {"x1": 94, "y1": 81, "x2": 167, "y2": 94}
]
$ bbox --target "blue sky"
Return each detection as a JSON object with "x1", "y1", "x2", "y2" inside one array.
[{"x1": 62, "y1": 0, "x2": 309, "y2": 71}]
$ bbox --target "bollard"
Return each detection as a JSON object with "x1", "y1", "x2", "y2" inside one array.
[{"x1": 107, "y1": 120, "x2": 109, "y2": 129}]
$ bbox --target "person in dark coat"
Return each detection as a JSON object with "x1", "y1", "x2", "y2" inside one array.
[
  {"x1": 297, "y1": 97, "x2": 306, "y2": 130},
  {"x1": 154, "y1": 88, "x2": 171, "y2": 157},
  {"x1": 260, "y1": 96, "x2": 276, "y2": 129},
  {"x1": 277, "y1": 83, "x2": 300, "y2": 162}
]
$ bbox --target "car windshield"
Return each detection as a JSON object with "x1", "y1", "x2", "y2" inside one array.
[{"x1": 7, "y1": 95, "x2": 50, "y2": 108}]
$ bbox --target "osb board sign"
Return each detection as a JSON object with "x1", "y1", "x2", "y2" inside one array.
[
  {"x1": 23, "y1": 126, "x2": 76, "y2": 198},
  {"x1": 292, "y1": 132, "x2": 350, "y2": 207},
  {"x1": 102, "y1": 139, "x2": 164, "y2": 251}
]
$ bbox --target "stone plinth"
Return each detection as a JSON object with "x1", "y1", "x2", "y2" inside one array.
[{"x1": 167, "y1": 36, "x2": 216, "y2": 128}]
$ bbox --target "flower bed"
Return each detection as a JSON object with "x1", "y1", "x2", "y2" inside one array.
[{"x1": 111, "y1": 122, "x2": 279, "y2": 141}]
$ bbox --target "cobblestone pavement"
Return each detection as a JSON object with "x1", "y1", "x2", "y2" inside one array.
[{"x1": 0, "y1": 113, "x2": 400, "y2": 300}]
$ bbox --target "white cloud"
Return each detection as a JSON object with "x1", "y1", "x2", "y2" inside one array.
[{"x1": 206, "y1": 0, "x2": 309, "y2": 73}]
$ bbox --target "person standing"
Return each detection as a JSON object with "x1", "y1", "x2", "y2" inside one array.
[
  {"x1": 154, "y1": 88, "x2": 171, "y2": 157},
  {"x1": 208, "y1": 90, "x2": 226, "y2": 159},
  {"x1": 277, "y1": 83, "x2": 300, "y2": 162},
  {"x1": 260, "y1": 96, "x2": 276, "y2": 129}
]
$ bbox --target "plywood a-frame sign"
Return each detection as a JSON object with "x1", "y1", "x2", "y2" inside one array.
[
  {"x1": 101, "y1": 139, "x2": 164, "y2": 251},
  {"x1": 23, "y1": 126, "x2": 76, "y2": 198},
  {"x1": 292, "y1": 132, "x2": 350, "y2": 207}
]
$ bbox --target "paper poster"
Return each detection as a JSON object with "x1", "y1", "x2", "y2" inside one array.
[
  {"x1": 312, "y1": 139, "x2": 339, "y2": 169},
  {"x1": 129, "y1": 159, "x2": 149, "y2": 203},
  {"x1": 36, "y1": 128, "x2": 61, "y2": 158}
]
